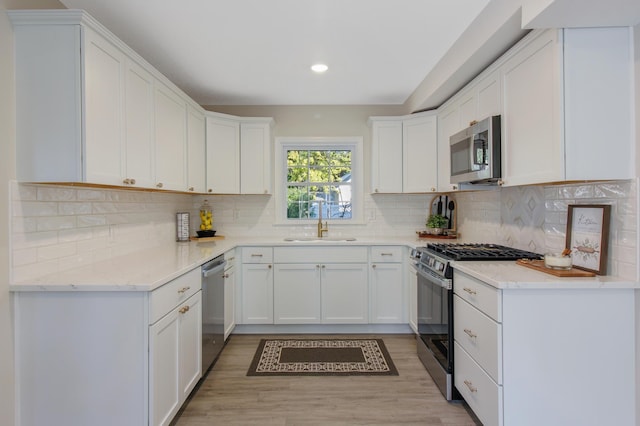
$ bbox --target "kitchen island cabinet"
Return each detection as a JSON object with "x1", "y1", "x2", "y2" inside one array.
[
  {"x1": 14, "y1": 267, "x2": 203, "y2": 426},
  {"x1": 453, "y1": 268, "x2": 636, "y2": 426}
]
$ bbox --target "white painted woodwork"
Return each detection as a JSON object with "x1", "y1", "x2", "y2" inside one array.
[
  {"x1": 370, "y1": 119, "x2": 403, "y2": 193},
  {"x1": 370, "y1": 262, "x2": 404, "y2": 323},
  {"x1": 436, "y1": 102, "x2": 461, "y2": 192},
  {"x1": 187, "y1": 106, "x2": 206, "y2": 193},
  {"x1": 453, "y1": 270, "x2": 637, "y2": 426},
  {"x1": 240, "y1": 120, "x2": 272, "y2": 194},
  {"x1": 10, "y1": 10, "x2": 207, "y2": 191},
  {"x1": 402, "y1": 113, "x2": 438, "y2": 193},
  {"x1": 501, "y1": 27, "x2": 634, "y2": 186},
  {"x1": 407, "y1": 261, "x2": 418, "y2": 333},
  {"x1": 14, "y1": 268, "x2": 203, "y2": 426},
  {"x1": 154, "y1": 81, "x2": 188, "y2": 191},
  {"x1": 223, "y1": 250, "x2": 236, "y2": 340},
  {"x1": 205, "y1": 114, "x2": 240, "y2": 194},
  {"x1": 273, "y1": 246, "x2": 368, "y2": 264},
  {"x1": 240, "y1": 247, "x2": 274, "y2": 324},
  {"x1": 370, "y1": 246, "x2": 403, "y2": 263},
  {"x1": 321, "y1": 263, "x2": 368, "y2": 324},
  {"x1": 83, "y1": 26, "x2": 127, "y2": 185},
  {"x1": 124, "y1": 59, "x2": 155, "y2": 188},
  {"x1": 273, "y1": 264, "x2": 322, "y2": 324}
]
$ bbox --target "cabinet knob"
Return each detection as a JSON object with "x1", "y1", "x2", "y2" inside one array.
[
  {"x1": 208, "y1": 189, "x2": 213, "y2": 193},
  {"x1": 179, "y1": 305, "x2": 190, "y2": 314},
  {"x1": 264, "y1": 189, "x2": 268, "y2": 194},
  {"x1": 372, "y1": 264, "x2": 377, "y2": 268},
  {"x1": 123, "y1": 178, "x2": 131, "y2": 185},
  {"x1": 316, "y1": 264, "x2": 320, "y2": 268},
  {"x1": 374, "y1": 188, "x2": 379, "y2": 193},
  {"x1": 188, "y1": 187, "x2": 194, "y2": 192},
  {"x1": 452, "y1": 185, "x2": 458, "y2": 190},
  {"x1": 321, "y1": 265, "x2": 325, "y2": 269},
  {"x1": 430, "y1": 187, "x2": 436, "y2": 192},
  {"x1": 497, "y1": 180, "x2": 504, "y2": 186},
  {"x1": 130, "y1": 178, "x2": 136, "y2": 185},
  {"x1": 268, "y1": 265, "x2": 272, "y2": 269},
  {"x1": 223, "y1": 273, "x2": 229, "y2": 279},
  {"x1": 156, "y1": 182, "x2": 163, "y2": 188},
  {"x1": 463, "y1": 380, "x2": 477, "y2": 393}
]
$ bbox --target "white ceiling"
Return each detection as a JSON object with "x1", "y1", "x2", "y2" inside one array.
[
  {"x1": 56, "y1": 0, "x2": 640, "y2": 108},
  {"x1": 59, "y1": 0, "x2": 491, "y2": 106}
]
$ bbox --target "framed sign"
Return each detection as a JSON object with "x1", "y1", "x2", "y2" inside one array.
[{"x1": 565, "y1": 204, "x2": 611, "y2": 275}]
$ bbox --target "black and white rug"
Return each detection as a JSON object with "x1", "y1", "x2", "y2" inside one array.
[{"x1": 247, "y1": 338, "x2": 398, "y2": 376}]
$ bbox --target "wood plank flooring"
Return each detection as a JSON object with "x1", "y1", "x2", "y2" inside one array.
[{"x1": 172, "y1": 334, "x2": 481, "y2": 426}]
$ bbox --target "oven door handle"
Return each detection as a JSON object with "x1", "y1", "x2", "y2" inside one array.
[{"x1": 411, "y1": 262, "x2": 452, "y2": 290}]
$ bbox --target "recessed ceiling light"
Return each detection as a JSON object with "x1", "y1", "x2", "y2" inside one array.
[{"x1": 311, "y1": 63, "x2": 328, "y2": 73}]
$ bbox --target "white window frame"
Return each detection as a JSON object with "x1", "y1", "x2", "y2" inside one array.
[{"x1": 275, "y1": 136, "x2": 364, "y2": 225}]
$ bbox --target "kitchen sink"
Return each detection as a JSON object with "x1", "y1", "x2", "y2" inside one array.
[{"x1": 283, "y1": 237, "x2": 357, "y2": 242}]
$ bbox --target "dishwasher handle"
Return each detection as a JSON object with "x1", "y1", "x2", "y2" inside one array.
[{"x1": 202, "y1": 259, "x2": 227, "y2": 278}]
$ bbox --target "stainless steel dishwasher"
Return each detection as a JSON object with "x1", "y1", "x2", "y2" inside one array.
[{"x1": 201, "y1": 255, "x2": 227, "y2": 372}]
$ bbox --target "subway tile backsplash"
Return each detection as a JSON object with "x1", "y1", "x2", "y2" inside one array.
[{"x1": 10, "y1": 179, "x2": 638, "y2": 282}]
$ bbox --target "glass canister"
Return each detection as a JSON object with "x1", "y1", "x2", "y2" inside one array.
[{"x1": 199, "y1": 199, "x2": 213, "y2": 231}]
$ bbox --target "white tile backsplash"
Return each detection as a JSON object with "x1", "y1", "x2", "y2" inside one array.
[{"x1": 9, "y1": 179, "x2": 639, "y2": 282}]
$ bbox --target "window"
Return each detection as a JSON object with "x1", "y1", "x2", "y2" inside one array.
[{"x1": 275, "y1": 137, "x2": 363, "y2": 224}]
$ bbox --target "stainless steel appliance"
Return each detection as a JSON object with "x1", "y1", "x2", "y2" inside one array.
[
  {"x1": 450, "y1": 115, "x2": 501, "y2": 185},
  {"x1": 201, "y1": 255, "x2": 227, "y2": 372},
  {"x1": 411, "y1": 243, "x2": 541, "y2": 401}
]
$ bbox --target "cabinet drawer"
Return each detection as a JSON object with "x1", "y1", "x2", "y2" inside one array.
[
  {"x1": 455, "y1": 342, "x2": 503, "y2": 426},
  {"x1": 241, "y1": 246, "x2": 273, "y2": 263},
  {"x1": 454, "y1": 295, "x2": 502, "y2": 383},
  {"x1": 150, "y1": 268, "x2": 201, "y2": 324},
  {"x1": 453, "y1": 270, "x2": 501, "y2": 321},
  {"x1": 273, "y1": 246, "x2": 368, "y2": 263},
  {"x1": 370, "y1": 246, "x2": 403, "y2": 263},
  {"x1": 224, "y1": 249, "x2": 237, "y2": 268}
]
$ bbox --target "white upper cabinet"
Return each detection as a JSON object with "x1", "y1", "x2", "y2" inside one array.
[
  {"x1": 154, "y1": 81, "x2": 187, "y2": 191},
  {"x1": 501, "y1": 27, "x2": 633, "y2": 186},
  {"x1": 205, "y1": 113, "x2": 274, "y2": 195},
  {"x1": 369, "y1": 111, "x2": 437, "y2": 194},
  {"x1": 186, "y1": 106, "x2": 206, "y2": 193},
  {"x1": 10, "y1": 10, "x2": 207, "y2": 191}
]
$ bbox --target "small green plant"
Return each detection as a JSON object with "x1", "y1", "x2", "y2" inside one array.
[{"x1": 426, "y1": 214, "x2": 448, "y2": 228}]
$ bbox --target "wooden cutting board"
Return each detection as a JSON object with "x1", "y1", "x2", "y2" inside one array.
[{"x1": 516, "y1": 259, "x2": 596, "y2": 277}]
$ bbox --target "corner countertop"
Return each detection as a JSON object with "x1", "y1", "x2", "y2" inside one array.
[
  {"x1": 452, "y1": 260, "x2": 639, "y2": 290},
  {"x1": 9, "y1": 236, "x2": 424, "y2": 292}
]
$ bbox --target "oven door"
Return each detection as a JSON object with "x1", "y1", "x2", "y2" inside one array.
[{"x1": 414, "y1": 264, "x2": 453, "y2": 374}]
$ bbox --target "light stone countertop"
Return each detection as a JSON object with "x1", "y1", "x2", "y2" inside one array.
[
  {"x1": 10, "y1": 236, "x2": 638, "y2": 292},
  {"x1": 9, "y1": 236, "x2": 423, "y2": 292},
  {"x1": 452, "y1": 260, "x2": 639, "y2": 290}
]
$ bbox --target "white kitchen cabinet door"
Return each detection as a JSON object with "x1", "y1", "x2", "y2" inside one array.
[
  {"x1": 476, "y1": 69, "x2": 501, "y2": 121},
  {"x1": 187, "y1": 105, "x2": 206, "y2": 193},
  {"x1": 149, "y1": 308, "x2": 180, "y2": 426},
  {"x1": 206, "y1": 115, "x2": 240, "y2": 194},
  {"x1": 370, "y1": 262, "x2": 404, "y2": 323},
  {"x1": 402, "y1": 113, "x2": 438, "y2": 193},
  {"x1": 240, "y1": 120, "x2": 272, "y2": 194},
  {"x1": 154, "y1": 81, "x2": 188, "y2": 191},
  {"x1": 178, "y1": 292, "x2": 202, "y2": 403},
  {"x1": 321, "y1": 263, "x2": 368, "y2": 323},
  {"x1": 457, "y1": 90, "x2": 477, "y2": 131},
  {"x1": 223, "y1": 260, "x2": 236, "y2": 340},
  {"x1": 124, "y1": 59, "x2": 155, "y2": 188},
  {"x1": 83, "y1": 26, "x2": 127, "y2": 186},
  {"x1": 274, "y1": 264, "x2": 321, "y2": 324},
  {"x1": 370, "y1": 119, "x2": 403, "y2": 193},
  {"x1": 501, "y1": 29, "x2": 563, "y2": 187},
  {"x1": 241, "y1": 263, "x2": 274, "y2": 324},
  {"x1": 436, "y1": 103, "x2": 461, "y2": 192}
]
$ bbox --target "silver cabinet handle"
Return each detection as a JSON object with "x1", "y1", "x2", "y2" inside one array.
[
  {"x1": 179, "y1": 305, "x2": 190, "y2": 314},
  {"x1": 464, "y1": 329, "x2": 477, "y2": 339},
  {"x1": 464, "y1": 380, "x2": 477, "y2": 393},
  {"x1": 177, "y1": 286, "x2": 190, "y2": 294},
  {"x1": 251, "y1": 254, "x2": 263, "y2": 257},
  {"x1": 381, "y1": 253, "x2": 393, "y2": 256},
  {"x1": 463, "y1": 287, "x2": 477, "y2": 295}
]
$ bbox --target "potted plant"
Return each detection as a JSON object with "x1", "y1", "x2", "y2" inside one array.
[{"x1": 426, "y1": 214, "x2": 448, "y2": 235}]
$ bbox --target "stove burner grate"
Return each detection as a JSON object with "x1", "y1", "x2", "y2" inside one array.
[{"x1": 425, "y1": 243, "x2": 542, "y2": 261}]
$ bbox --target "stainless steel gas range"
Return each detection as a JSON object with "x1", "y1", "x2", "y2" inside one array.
[{"x1": 410, "y1": 243, "x2": 542, "y2": 401}]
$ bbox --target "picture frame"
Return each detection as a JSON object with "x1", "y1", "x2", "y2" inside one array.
[{"x1": 565, "y1": 204, "x2": 611, "y2": 275}]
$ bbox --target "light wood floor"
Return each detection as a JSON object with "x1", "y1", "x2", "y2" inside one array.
[{"x1": 173, "y1": 334, "x2": 481, "y2": 426}]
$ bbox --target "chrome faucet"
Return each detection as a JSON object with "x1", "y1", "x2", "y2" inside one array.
[{"x1": 317, "y1": 199, "x2": 328, "y2": 238}]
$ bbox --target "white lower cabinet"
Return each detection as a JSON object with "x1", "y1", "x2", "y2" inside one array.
[
  {"x1": 272, "y1": 246, "x2": 368, "y2": 324},
  {"x1": 453, "y1": 269, "x2": 636, "y2": 426},
  {"x1": 13, "y1": 267, "x2": 203, "y2": 426},
  {"x1": 240, "y1": 247, "x2": 274, "y2": 324},
  {"x1": 223, "y1": 249, "x2": 237, "y2": 339},
  {"x1": 370, "y1": 246, "x2": 405, "y2": 323}
]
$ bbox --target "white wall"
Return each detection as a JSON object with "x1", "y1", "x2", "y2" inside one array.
[{"x1": 0, "y1": 3, "x2": 16, "y2": 425}]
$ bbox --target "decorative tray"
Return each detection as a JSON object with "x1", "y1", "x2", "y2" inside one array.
[
  {"x1": 516, "y1": 259, "x2": 595, "y2": 277},
  {"x1": 190, "y1": 235, "x2": 225, "y2": 242},
  {"x1": 416, "y1": 231, "x2": 458, "y2": 239}
]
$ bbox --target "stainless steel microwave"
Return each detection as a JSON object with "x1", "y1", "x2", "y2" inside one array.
[{"x1": 449, "y1": 115, "x2": 501, "y2": 185}]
